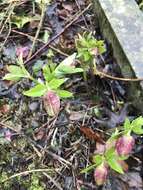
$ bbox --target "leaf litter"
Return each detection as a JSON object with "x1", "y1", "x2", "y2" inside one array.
[{"x1": 0, "y1": 0, "x2": 142, "y2": 189}]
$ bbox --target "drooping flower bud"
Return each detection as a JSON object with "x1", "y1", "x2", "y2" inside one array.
[
  {"x1": 115, "y1": 135, "x2": 135, "y2": 156},
  {"x1": 94, "y1": 163, "x2": 108, "y2": 186},
  {"x1": 43, "y1": 91, "x2": 60, "y2": 117},
  {"x1": 90, "y1": 47, "x2": 98, "y2": 56},
  {"x1": 16, "y1": 46, "x2": 29, "y2": 58}
]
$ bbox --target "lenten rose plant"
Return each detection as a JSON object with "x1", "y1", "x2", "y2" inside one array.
[
  {"x1": 3, "y1": 53, "x2": 83, "y2": 116},
  {"x1": 81, "y1": 117, "x2": 143, "y2": 185}
]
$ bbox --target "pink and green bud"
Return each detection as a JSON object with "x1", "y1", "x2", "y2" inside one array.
[
  {"x1": 90, "y1": 47, "x2": 98, "y2": 56},
  {"x1": 115, "y1": 135, "x2": 135, "y2": 156},
  {"x1": 43, "y1": 91, "x2": 60, "y2": 117},
  {"x1": 94, "y1": 163, "x2": 108, "y2": 186}
]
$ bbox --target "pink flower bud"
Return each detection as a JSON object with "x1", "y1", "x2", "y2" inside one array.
[
  {"x1": 16, "y1": 46, "x2": 29, "y2": 58},
  {"x1": 115, "y1": 135, "x2": 135, "y2": 156},
  {"x1": 94, "y1": 163, "x2": 108, "y2": 186},
  {"x1": 90, "y1": 47, "x2": 98, "y2": 56},
  {"x1": 43, "y1": 91, "x2": 60, "y2": 116}
]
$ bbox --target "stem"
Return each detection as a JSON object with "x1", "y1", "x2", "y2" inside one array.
[
  {"x1": 27, "y1": 3, "x2": 46, "y2": 58},
  {"x1": 83, "y1": 70, "x2": 87, "y2": 82},
  {"x1": 97, "y1": 70, "x2": 143, "y2": 82}
]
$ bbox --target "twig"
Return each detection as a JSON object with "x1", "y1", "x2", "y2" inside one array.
[
  {"x1": 0, "y1": 3, "x2": 15, "y2": 35},
  {"x1": 45, "y1": 150, "x2": 72, "y2": 167},
  {"x1": 0, "y1": 2, "x2": 12, "y2": 29},
  {"x1": 11, "y1": 29, "x2": 69, "y2": 56},
  {"x1": 24, "y1": 3, "x2": 92, "y2": 65},
  {"x1": 0, "y1": 19, "x2": 12, "y2": 52},
  {"x1": 2, "y1": 168, "x2": 59, "y2": 183},
  {"x1": 75, "y1": 0, "x2": 89, "y2": 29},
  {"x1": 97, "y1": 70, "x2": 143, "y2": 82},
  {"x1": 27, "y1": 4, "x2": 46, "y2": 58},
  {"x1": 43, "y1": 172, "x2": 63, "y2": 190}
]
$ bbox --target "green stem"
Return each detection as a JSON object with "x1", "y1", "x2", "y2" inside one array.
[{"x1": 83, "y1": 70, "x2": 87, "y2": 82}]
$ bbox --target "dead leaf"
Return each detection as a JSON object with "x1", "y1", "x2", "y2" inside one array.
[
  {"x1": 117, "y1": 160, "x2": 128, "y2": 172},
  {"x1": 94, "y1": 104, "x2": 128, "y2": 128},
  {"x1": 62, "y1": 3, "x2": 73, "y2": 12},
  {"x1": 33, "y1": 128, "x2": 46, "y2": 141},
  {"x1": 118, "y1": 172, "x2": 143, "y2": 189},
  {"x1": 0, "y1": 104, "x2": 10, "y2": 114},
  {"x1": 69, "y1": 111, "x2": 86, "y2": 121},
  {"x1": 80, "y1": 126, "x2": 105, "y2": 144}
]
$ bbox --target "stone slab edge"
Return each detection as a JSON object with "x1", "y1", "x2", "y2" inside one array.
[{"x1": 92, "y1": 0, "x2": 143, "y2": 112}]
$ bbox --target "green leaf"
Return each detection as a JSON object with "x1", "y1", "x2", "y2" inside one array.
[
  {"x1": 11, "y1": 16, "x2": 33, "y2": 29},
  {"x1": 49, "y1": 78, "x2": 66, "y2": 90},
  {"x1": 3, "y1": 74, "x2": 22, "y2": 81},
  {"x1": 118, "y1": 155, "x2": 129, "y2": 161},
  {"x1": 55, "y1": 53, "x2": 77, "y2": 75},
  {"x1": 59, "y1": 66, "x2": 83, "y2": 74},
  {"x1": 56, "y1": 90, "x2": 73, "y2": 98},
  {"x1": 105, "y1": 147, "x2": 115, "y2": 160},
  {"x1": 107, "y1": 128, "x2": 120, "y2": 142},
  {"x1": 131, "y1": 116, "x2": 143, "y2": 134},
  {"x1": 107, "y1": 157, "x2": 124, "y2": 174},
  {"x1": 54, "y1": 53, "x2": 83, "y2": 77},
  {"x1": 7, "y1": 65, "x2": 23, "y2": 73},
  {"x1": 3, "y1": 65, "x2": 29, "y2": 81},
  {"x1": 124, "y1": 118, "x2": 131, "y2": 132},
  {"x1": 80, "y1": 164, "x2": 97, "y2": 174},
  {"x1": 43, "y1": 30, "x2": 50, "y2": 43},
  {"x1": 32, "y1": 60, "x2": 44, "y2": 73},
  {"x1": 23, "y1": 83, "x2": 47, "y2": 97},
  {"x1": 59, "y1": 53, "x2": 77, "y2": 67},
  {"x1": 43, "y1": 65, "x2": 53, "y2": 82},
  {"x1": 55, "y1": 66, "x2": 83, "y2": 78},
  {"x1": 92, "y1": 155, "x2": 103, "y2": 165}
]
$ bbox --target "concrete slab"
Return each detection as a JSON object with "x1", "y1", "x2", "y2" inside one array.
[{"x1": 93, "y1": 0, "x2": 143, "y2": 112}]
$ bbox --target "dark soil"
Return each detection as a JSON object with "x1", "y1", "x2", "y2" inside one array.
[{"x1": 0, "y1": 0, "x2": 143, "y2": 190}]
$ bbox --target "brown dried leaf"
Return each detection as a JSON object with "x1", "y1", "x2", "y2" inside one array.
[
  {"x1": 117, "y1": 160, "x2": 128, "y2": 172},
  {"x1": 118, "y1": 172, "x2": 143, "y2": 189},
  {"x1": 33, "y1": 128, "x2": 45, "y2": 141},
  {"x1": 80, "y1": 126, "x2": 105, "y2": 144},
  {"x1": 69, "y1": 111, "x2": 86, "y2": 121}
]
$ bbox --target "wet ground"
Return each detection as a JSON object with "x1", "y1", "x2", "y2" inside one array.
[{"x1": 0, "y1": 0, "x2": 143, "y2": 189}]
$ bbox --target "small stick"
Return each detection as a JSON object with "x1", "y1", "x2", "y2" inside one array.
[
  {"x1": 0, "y1": 3, "x2": 15, "y2": 35},
  {"x1": 97, "y1": 70, "x2": 143, "y2": 82},
  {"x1": 43, "y1": 172, "x2": 63, "y2": 190},
  {"x1": 2, "y1": 168, "x2": 59, "y2": 183},
  {"x1": 0, "y1": 2, "x2": 12, "y2": 29},
  {"x1": 24, "y1": 3, "x2": 92, "y2": 65},
  {"x1": 0, "y1": 19, "x2": 11, "y2": 52},
  {"x1": 11, "y1": 29, "x2": 69, "y2": 56},
  {"x1": 27, "y1": 4, "x2": 46, "y2": 58},
  {"x1": 75, "y1": 0, "x2": 89, "y2": 29}
]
